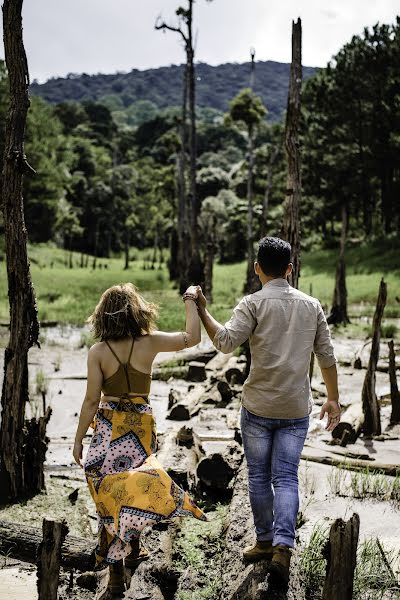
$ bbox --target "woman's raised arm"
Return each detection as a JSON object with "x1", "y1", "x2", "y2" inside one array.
[{"x1": 150, "y1": 286, "x2": 201, "y2": 353}]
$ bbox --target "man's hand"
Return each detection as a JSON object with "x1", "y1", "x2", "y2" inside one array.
[
  {"x1": 196, "y1": 286, "x2": 207, "y2": 310},
  {"x1": 319, "y1": 399, "x2": 341, "y2": 432},
  {"x1": 73, "y1": 439, "x2": 83, "y2": 468}
]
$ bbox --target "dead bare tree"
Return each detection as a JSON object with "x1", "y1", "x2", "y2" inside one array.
[
  {"x1": 37, "y1": 520, "x2": 68, "y2": 600},
  {"x1": 361, "y1": 278, "x2": 387, "y2": 436},
  {"x1": 328, "y1": 203, "x2": 350, "y2": 325},
  {"x1": 0, "y1": 0, "x2": 51, "y2": 504},
  {"x1": 282, "y1": 18, "x2": 302, "y2": 289},
  {"x1": 156, "y1": 1, "x2": 210, "y2": 289}
]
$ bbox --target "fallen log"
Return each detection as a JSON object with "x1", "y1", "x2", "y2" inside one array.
[
  {"x1": 300, "y1": 452, "x2": 399, "y2": 476},
  {"x1": 196, "y1": 441, "x2": 243, "y2": 490},
  {"x1": 304, "y1": 442, "x2": 373, "y2": 461},
  {"x1": 322, "y1": 513, "x2": 360, "y2": 600},
  {"x1": 0, "y1": 520, "x2": 95, "y2": 571},
  {"x1": 37, "y1": 519, "x2": 68, "y2": 600},
  {"x1": 331, "y1": 402, "x2": 364, "y2": 446},
  {"x1": 205, "y1": 351, "x2": 233, "y2": 376}
]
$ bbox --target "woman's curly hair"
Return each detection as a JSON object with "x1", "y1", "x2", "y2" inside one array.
[{"x1": 87, "y1": 283, "x2": 158, "y2": 340}]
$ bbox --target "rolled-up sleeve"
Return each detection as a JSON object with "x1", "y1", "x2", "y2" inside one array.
[
  {"x1": 213, "y1": 296, "x2": 256, "y2": 354},
  {"x1": 314, "y1": 302, "x2": 336, "y2": 368}
]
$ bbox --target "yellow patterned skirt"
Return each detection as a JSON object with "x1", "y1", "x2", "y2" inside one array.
[{"x1": 84, "y1": 397, "x2": 206, "y2": 569}]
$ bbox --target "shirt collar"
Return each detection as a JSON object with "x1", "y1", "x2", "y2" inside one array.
[{"x1": 262, "y1": 278, "x2": 290, "y2": 288}]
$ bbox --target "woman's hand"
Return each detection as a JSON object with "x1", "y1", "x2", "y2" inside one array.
[{"x1": 73, "y1": 439, "x2": 84, "y2": 468}]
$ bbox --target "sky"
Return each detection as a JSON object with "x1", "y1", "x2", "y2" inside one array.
[{"x1": 0, "y1": 0, "x2": 398, "y2": 83}]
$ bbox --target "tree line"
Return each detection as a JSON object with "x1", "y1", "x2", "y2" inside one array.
[{"x1": 0, "y1": 18, "x2": 399, "y2": 281}]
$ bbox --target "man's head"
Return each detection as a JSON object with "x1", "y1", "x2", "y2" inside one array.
[{"x1": 255, "y1": 237, "x2": 292, "y2": 279}]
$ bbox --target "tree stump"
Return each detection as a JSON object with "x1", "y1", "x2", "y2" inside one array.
[
  {"x1": 222, "y1": 356, "x2": 246, "y2": 385},
  {"x1": 37, "y1": 519, "x2": 69, "y2": 600},
  {"x1": 361, "y1": 279, "x2": 387, "y2": 435},
  {"x1": 322, "y1": 513, "x2": 360, "y2": 600},
  {"x1": 388, "y1": 340, "x2": 400, "y2": 424},
  {"x1": 187, "y1": 361, "x2": 206, "y2": 382},
  {"x1": 196, "y1": 441, "x2": 243, "y2": 491}
]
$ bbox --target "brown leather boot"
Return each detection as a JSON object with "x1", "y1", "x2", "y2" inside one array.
[
  {"x1": 268, "y1": 544, "x2": 292, "y2": 587},
  {"x1": 124, "y1": 537, "x2": 150, "y2": 569},
  {"x1": 107, "y1": 560, "x2": 125, "y2": 595},
  {"x1": 243, "y1": 539, "x2": 273, "y2": 563}
]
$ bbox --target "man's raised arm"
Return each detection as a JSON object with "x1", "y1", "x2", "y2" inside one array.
[{"x1": 197, "y1": 287, "x2": 256, "y2": 354}]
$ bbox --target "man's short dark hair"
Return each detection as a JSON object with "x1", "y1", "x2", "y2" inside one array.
[{"x1": 257, "y1": 237, "x2": 291, "y2": 277}]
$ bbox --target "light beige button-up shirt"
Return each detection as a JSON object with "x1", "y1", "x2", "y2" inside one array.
[{"x1": 213, "y1": 278, "x2": 336, "y2": 419}]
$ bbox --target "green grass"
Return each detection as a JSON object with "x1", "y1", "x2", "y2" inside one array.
[{"x1": 0, "y1": 239, "x2": 399, "y2": 330}]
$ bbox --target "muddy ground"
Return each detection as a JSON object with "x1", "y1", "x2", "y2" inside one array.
[{"x1": 0, "y1": 325, "x2": 399, "y2": 599}]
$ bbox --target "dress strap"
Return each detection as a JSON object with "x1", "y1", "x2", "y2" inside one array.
[
  {"x1": 127, "y1": 337, "x2": 135, "y2": 364},
  {"x1": 105, "y1": 340, "x2": 123, "y2": 365}
]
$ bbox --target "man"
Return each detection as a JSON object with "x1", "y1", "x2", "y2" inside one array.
[{"x1": 196, "y1": 236, "x2": 340, "y2": 588}]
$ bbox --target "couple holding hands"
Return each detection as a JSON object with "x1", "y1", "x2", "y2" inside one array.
[{"x1": 74, "y1": 236, "x2": 340, "y2": 593}]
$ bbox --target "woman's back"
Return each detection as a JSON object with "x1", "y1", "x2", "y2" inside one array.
[{"x1": 100, "y1": 337, "x2": 151, "y2": 397}]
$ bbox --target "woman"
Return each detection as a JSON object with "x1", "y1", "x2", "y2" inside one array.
[{"x1": 73, "y1": 282, "x2": 206, "y2": 595}]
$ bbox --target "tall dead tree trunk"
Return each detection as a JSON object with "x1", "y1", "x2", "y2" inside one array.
[
  {"x1": 388, "y1": 340, "x2": 400, "y2": 425},
  {"x1": 0, "y1": 0, "x2": 50, "y2": 504},
  {"x1": 244, "y1": 124, "x2": 260, "y2": 294},
  {"x1": 328, "y1": 203, "x2": 350, "y2": 325},
  {"x1": 361, "y1": 278, "x2": 387, "y2": 436},
  {"x1": 203, "y1": 214, "x2": 216, "y2": 303},
  {"x1": 282, "y1": 18, "x2": 302, "y2": 289},
  {"x1": 186, "y1": 2, "x2": 204, "y2": 287},
  {"x1": 156, "y1": 4, "x2": 204, "y2": 291}
]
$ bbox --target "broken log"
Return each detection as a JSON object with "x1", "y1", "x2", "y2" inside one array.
[
  {"x1": 156, "y1": 430, "x2": 201, "y2": 491},
  {"x1": 166, "y1": 384, "x2": 208, "y2": 420},
  {"x1": 300, "y1": 453, "x2": 399, "y2": 476},
  {"x1": 0, "y1": 520, "x2": 95, "y2": 571},
  {"x1": 388, "y1": 340, "x2": 400, "y2": 424},
  {"x1": 37, "y1": 519, "x2": 68, "y2": 600},
  {"x1": 362, "y1": 279, "x2": 387, "y2": 435},
  {"x1": 196, "y1": 441, "x2": 243, "y2": 490},
  {"x1": 331, "y1": 402, "x2": 364, "y2": 446},
  {"x1": 222, "y1": 356, "x2": 246, "y2": 385},
  {"x1": 322, "y1": 513, "x2": 360, "y2": 600}
]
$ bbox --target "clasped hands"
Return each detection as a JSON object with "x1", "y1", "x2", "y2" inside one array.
[{"x1": 183, "y1": 285, "x2": 207, "y2": 310}]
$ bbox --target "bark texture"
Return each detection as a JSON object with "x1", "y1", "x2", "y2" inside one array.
[
  {"x1": 388, "y1": 340, "x2": 400, "y2": 424},
  {"x1": 322, "y1": 513, "x2": 360, "y2": 600},
  {"x1": 37, "y1": 519, "x2": 69, "y2": 600},
  {"x1": 0, "y1": 0, "x2": 49, "y2": 504},
  {"x1": 282, "y1": 19, "x2": 302, "y2": 289},
  {"x1": 361, "y1": 278, "x2": 387, "y2": 435}
]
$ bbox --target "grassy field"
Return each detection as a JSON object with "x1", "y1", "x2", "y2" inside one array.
[{"x1": 0, "y1": 239, "x2": 399, "y2": 332}]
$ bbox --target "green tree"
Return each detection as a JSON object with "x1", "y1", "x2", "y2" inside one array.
[{"x1": 226, "y1": 88, "x2": 267, "y2": 292}]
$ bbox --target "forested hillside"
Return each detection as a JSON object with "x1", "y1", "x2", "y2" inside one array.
[{"x1": 31, "y1": 60, "x2": 317, "y2": 124}]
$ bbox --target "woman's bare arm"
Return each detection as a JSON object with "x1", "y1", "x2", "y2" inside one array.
[
  {"x1": 73, "y1": 345, "x2": 103, "y2": 467},
  {"x1": 150, "y1": 287, "x2": 201, "y2": 353}
]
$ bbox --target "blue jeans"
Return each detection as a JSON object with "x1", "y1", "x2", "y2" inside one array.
[{"x1": 240, "y1": 407, "x2": 309, "y2": 548}]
